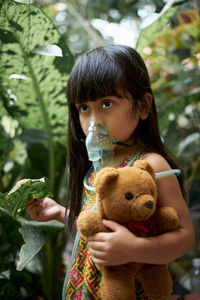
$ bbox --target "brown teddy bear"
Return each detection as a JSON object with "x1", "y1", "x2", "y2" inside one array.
[{"x1": 77, "y1": 160, "x2": 179, "y2": 300}]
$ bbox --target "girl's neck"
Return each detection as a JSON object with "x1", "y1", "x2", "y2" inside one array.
[{"x1": 112, "y1": 143, "x2": 141, "y2": 167}]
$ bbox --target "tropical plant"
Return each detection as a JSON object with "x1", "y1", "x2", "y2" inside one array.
[
  {"x1": 0, "y1": 0, "x2": 74, "y2": 298},
  {"x1": 0, "y1": 0, "x2": 199, "y2": 298},
  {"x1": 139, "y1": 2, "x2": 200, "y2": 291},
  {"x1": 140, "y1": 4, "x2": 200, "y2": 196}
]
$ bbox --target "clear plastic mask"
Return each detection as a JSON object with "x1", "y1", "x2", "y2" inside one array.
[{"x1": 85, "y1": 119, "x2": 114, "y2": 174}]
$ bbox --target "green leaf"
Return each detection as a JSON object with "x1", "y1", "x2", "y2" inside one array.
[
  {"x1": 16, "y1": 218, "x2": 64, "y2": 271},
  {"x1": 0, "y1": 177, "x2": 51, "y2": 219},
  {"x1": 136, "y1": 1, "x2": 183, "y2": 53},
  {"x1": 0, "y1": 1, "x2": 73, "y2": 141},
  {"x1": 0, "y1": 0, "x2": 74, "y2": 190},
  {"x1": 158, "y1": 88, "x2": 200, "y2": 132},
  {"x1": 1, "y1": 183, "x2": 64, "y2": 272}
]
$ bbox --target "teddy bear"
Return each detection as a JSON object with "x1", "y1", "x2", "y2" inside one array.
[{"x1": 77, "y1": 160, "x2": 179, "y2": 300}]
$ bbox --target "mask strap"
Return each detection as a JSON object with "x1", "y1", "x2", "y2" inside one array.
[{"x1": 112, "y1": 140, "x2": 136, "y2": 147}]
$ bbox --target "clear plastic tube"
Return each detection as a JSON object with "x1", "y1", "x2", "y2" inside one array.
[
  {"x1": 83, "y1": 164, "x2": 181, "y2": 192},
  {"x1": 155, "y1": 169, "x2": 181, "y2": 178}
]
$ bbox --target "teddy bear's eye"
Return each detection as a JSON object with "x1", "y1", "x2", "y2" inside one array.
[
  {"x1": 125, "y1": 192, "x2": 134, "y2": 200},
  {"x1": 150, "y1": 189, "x2": 153, "y2": 196}
]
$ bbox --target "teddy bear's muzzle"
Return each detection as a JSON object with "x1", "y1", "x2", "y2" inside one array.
[{"x1": 131, "y1": 195, "x2": 156, "y2": 220}]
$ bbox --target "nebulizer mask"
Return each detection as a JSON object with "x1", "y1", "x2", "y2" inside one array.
[
  {"x1": 85, "y1": 119, "x2": 115, "y2": 174},
  {"x1": 83, "y1": 119, "x2": 115, "y2": 191}
]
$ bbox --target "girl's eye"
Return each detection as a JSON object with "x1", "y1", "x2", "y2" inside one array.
[
  {"x1": 79, "y1": 105, "x2": 88, "y2": 113},
  {"x1": 102, "y1": 101, "x2": 112, "y2": 109}
]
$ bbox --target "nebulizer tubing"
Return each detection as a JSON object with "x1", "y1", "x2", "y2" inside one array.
[
  {"x1": 84, "y1": 161, "x2": 181, "y2": 192},
  {"x1": 83, "y1": 149, "x2": 143, "y2": 192},
  {"x1": 84, "y1": 119, "x2": 181, "y2": 192},
  {"x1": 155, "y1": 169, "x2": 181, "y2": 178}
]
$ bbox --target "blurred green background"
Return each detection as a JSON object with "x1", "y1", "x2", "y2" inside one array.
[{"x1": 0, "y1": 0, "x2": 199, "y2": 299}]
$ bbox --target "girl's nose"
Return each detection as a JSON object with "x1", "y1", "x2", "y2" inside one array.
[{"x1": 90, "y1": 109, "x2": 103, "y2": 122}]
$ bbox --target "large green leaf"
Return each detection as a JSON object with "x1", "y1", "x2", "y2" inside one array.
[
  {"x1": 0, "y1": 177, "x2": 51, "y2": 219},
  {"x1": 17, "y1": 218, "x2": 64, "y2": 271},
  {"x1": 0, "y1": 0, "x2": 74, "y2": 189},
  {"x1": 0, "y1": 179, "x2": 64, "y2": 271},
  {"x1": 0, "y1": 207, "x2": 64, "y2": 272},
  {"x1": 136, "y1": 0, "x2": 186, "y2": 53}
]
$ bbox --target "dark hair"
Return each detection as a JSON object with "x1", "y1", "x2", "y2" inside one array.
[{"x1": 66, "y1": 44, "x2": 185, "y2": 229}]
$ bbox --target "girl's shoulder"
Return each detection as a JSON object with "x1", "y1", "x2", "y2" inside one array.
[
  {"x1": 142, "y1": 152, "x2": 183, "y2": 208},
  {"x1": 141, "y1": 152, "x2": 172, "y2": 174}
]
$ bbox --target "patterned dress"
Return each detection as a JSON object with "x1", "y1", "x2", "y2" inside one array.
[{"x1": 64, "y1": 152, "x2": 150, "y2": 300}]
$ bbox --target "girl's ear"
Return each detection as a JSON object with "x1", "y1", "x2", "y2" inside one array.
[{"x1": 138, "y1": 93, "x2": 152, "y2": 120}]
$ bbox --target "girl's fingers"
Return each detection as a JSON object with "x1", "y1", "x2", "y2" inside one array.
[
  {"x1": 87, "y1": 233, "x2": 107, "y2": 242},
  {"x1": 26, "y1": 197, "x2": 36, "y2": 206},
  {"x1": 89, "y1": 248, "x2": 105, "y2": 259},
  {"x1": 26, "y1": 198, "x2": 44, "y2": 212},
  {"x1": 88, "y1": 241, "x2": 105, "y2": 251}
]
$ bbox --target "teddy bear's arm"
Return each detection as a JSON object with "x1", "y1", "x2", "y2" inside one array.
[
  {"x1": 77, "y1": 210, "x2": 108, "y2": 236},
  {"x1": 155, "y1": 207, "x2": 179, "y2": 234}
]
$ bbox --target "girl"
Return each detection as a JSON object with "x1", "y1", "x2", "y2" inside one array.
[{"x1": 27, "y1": 45, "x2": 195, "y2": 300}]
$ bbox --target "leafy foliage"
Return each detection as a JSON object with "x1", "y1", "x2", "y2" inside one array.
[
  {"x1": 0, "y1": 1, "x2": 71, "y2": 298},
  {"x1": 136, "y1": 4, "x2": 178, "y2": 53},
  {"x1": 140, "y1": 5, "x2": 200, "y2": 193}
]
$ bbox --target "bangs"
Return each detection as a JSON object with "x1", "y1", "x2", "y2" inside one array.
[
  {"x1": 66, "y1": 45, "x2": 153, "y2": 105},
  {"x1": 67, "y1": 48, "x2": 126, "y2": 104}
]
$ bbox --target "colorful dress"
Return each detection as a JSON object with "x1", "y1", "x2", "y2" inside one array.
[{"x1": 63, "y1": 151, "x2": 150, "y2": 300}]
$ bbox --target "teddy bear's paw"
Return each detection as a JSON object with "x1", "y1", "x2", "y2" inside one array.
[
  {"x1": 156, "y1": 207, "x2": 179, "y2": 233},
  {"x1": 77, "y1": 210, "x2": 106, "y2": 236}
]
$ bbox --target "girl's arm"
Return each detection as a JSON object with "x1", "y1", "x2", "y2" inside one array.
[
  {"x1": 87, "y1": 153, "x2": 195, "y2": 266},
  {"x1": 26, "y1": 197, "x2": 66, "y2": 223}
]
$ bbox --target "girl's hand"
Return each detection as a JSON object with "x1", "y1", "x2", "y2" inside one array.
[
  {"x1": 26, "y1": 197, "x2": 66, "y2": 223},
  {"x1": 87, "y1": 219, "x2": 137, "y2": 266}
]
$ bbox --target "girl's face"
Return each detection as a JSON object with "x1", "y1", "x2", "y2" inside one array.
[{"x1": 76, "y1": 95, "x2": 141, "y2": 145}]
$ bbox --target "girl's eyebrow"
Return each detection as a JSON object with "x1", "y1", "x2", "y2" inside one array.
[
  {"x1": 101, "y1": 94, "x2": 123, "y2": 100},
  {"x1": 75, "y1": 103, "x2": 86, "y2": 107}
]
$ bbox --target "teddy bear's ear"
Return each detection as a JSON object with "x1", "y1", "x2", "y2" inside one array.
[
  {"x1": 134, "y1": 160, "x2": 155, "y2": 178},
  {"x1": 94, "y1": 167, "x2": 119, "y2": 195}
]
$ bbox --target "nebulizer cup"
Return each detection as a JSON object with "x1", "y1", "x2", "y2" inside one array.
[{"x1": 85, "y1": 119, "x2": 115, "y2": 175}]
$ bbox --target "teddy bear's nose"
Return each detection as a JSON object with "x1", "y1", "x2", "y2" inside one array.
[{"x1": 145, "y1": 201, "x2": 153, "y2": 209}]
